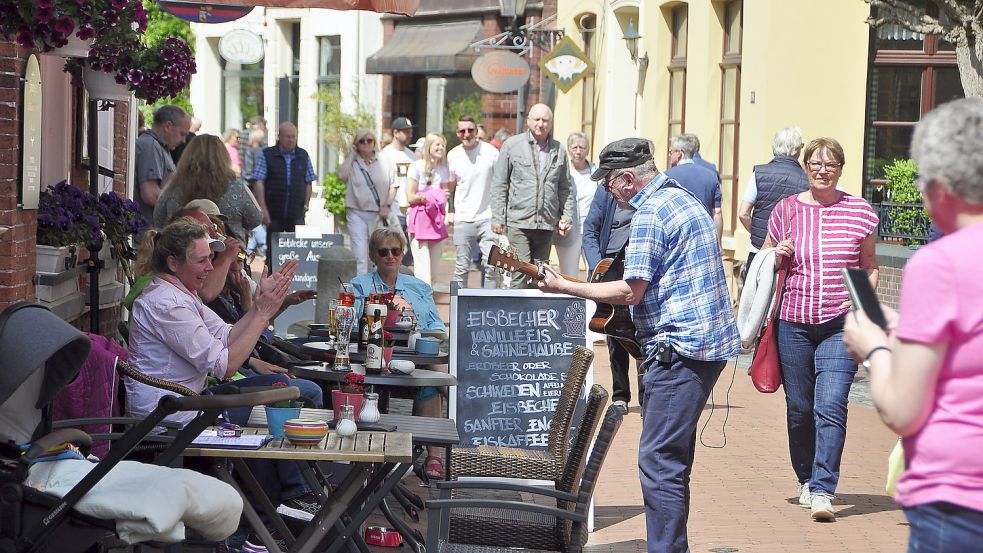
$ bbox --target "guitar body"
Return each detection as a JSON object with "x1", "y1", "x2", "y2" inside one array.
[
  {"x1": 588, "y1": 254, "x2": 643, "y2": 360},
  {"x1": 487, "y1": 245, "x2": 643, "y2": 359}
]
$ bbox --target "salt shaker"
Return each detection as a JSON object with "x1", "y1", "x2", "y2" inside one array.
[
  {"x1": 407, "y1": 319, "x2": 422, "y2": 351},
  {"x1": 336, "y1": 404, "x2": 358, "y2": 437},
  {"x1": 360, "y1": 393, "x2": 381, "y2": 424}
]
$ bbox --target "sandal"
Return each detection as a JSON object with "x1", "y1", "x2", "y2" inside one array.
[{"x1": 424, "y1": 455, "x2": 445, "y2": 480}]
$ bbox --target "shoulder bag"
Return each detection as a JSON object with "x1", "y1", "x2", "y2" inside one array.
[{"x1": 750, "y1": 197, "x2": 795, "y2": 393}]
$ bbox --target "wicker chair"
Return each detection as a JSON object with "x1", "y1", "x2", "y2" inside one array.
[
  {"x1": 425, "y1": 402, "x2": 624, "y2": 553},
  {"x1": 450, "y1": 345, "x2": 594, "y2": 481}
]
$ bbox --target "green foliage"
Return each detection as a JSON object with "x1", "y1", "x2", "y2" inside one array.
[
  {"x1": 443, "y1": 92, "x2": 482, "y2": 146},
  {"x1": 883, "y1": 158, "x2": 929, "y2": 244},
  {"x1": 140, "y1": 0, "x2": 194, "y2": 119},
  {"x1": 322, "y1": 173, "x2": 348, "y2": 219},
  {"x1": 314, "y1": 83, "x2": 375, "y2": 152}
]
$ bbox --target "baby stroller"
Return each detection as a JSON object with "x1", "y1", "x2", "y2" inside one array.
[{"x1": 0, "y1": 302, "x2": 298, "y2": 552}]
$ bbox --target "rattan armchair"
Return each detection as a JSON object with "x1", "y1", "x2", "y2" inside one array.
[
  {"x1": 449, "y1": 345, "x2": 594, "y2": 482},
  {"x1": 426, "y1": 402, "x2": 624, "y2": 553}
]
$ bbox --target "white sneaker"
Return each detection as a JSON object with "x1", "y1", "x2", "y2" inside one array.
[
  {"x1": 811, "y1": 494, "x2": 836, "y2": 521},
  {"x1": 613, "y1": 400, "x2": 629, "y2": 413},
  {"x1": 798, "y1": 482, "x2": 811, "y2": 507}
]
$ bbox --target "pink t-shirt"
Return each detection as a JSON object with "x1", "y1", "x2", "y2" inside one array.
[
  {"x1": 893, "y1": 223, "x2": 983, "y2": 513},
  {"x1": 767, "y1": 194, "x2": 878, "y2": 324}
]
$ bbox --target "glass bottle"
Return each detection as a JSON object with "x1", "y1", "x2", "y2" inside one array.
[
  {"x1": 359, "y1": 392, "x2": 381, "y2": 423},
  {"x1": 333, "y1": 293, "x2": 356, "y2": 372},
  {"x1": 336, "y1": 404, "x2": 358, "y2": 437},
  {"x1": 365, "y1": 308, "x2": 384, "y2": 374}
]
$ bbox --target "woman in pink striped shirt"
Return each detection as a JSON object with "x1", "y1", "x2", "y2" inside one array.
[{"x1": 762, "y1": 137, "x2": 879, "y2": 521}]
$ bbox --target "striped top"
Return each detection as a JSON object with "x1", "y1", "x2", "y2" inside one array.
[{"x1": 767, "y1": 193, "x2": 878, "y2": 324}]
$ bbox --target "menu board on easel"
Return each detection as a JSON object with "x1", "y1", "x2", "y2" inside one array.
[
  {"x1": 449, "y1": 288, "x2": 591, "y2": 451},
  {"x1": 269, "y1": 232, "x2": 343, "y2": 336}
]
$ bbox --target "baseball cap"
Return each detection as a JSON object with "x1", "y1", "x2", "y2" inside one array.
[
  {"x1": 590, "y1": 138, "x2": 654, "y2": 182},
  {"x1": 410, "y1": 137, "x2": 426, "y2": 150},
  {"x1": 391, "y1": 117, "x2": 415, "y2": 131},
  {"x1": 185, "y1": 198, "x2": 227, "y2": 220}
]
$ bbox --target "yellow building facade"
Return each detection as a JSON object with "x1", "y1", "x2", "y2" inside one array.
[{"x1": 553, "y1": 0, "x2": 872, "y2": 261}]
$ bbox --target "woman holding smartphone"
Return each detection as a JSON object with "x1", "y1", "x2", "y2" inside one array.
[
  {"x1": 761, "y1": 137, "x2": 879, "y2": 521},
  {"x1": 845, "y1": 98, "x2": 983, "y2": 552}
]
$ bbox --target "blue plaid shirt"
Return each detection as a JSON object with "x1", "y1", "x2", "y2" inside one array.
[
  {"x1": 623, "y1": 173, "x2": 741, "y2": 361},
  {"x1": 251, "y1": 146, "x2": 318, "y2": 185}
]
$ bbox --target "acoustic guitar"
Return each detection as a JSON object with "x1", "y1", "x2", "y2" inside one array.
[{"x1": 487, "y1": 245, "x2": 643, "y2": 359}]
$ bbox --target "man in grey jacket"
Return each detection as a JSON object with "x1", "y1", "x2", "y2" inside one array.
[{"x1": 490, "y1": 103, "x2": 577, "y2": 288}]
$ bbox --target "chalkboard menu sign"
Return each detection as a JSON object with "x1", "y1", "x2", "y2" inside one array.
[
  {"x1": 450, "y1": 288, "x2": 591, "y2": 450},
  {"x1": 269, "y1": 232, "x2": 344, "y2": 336}
]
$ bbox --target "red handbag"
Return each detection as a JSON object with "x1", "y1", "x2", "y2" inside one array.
[{"x1": 750, "y1": 259, "x2": 789, "y2": 393}]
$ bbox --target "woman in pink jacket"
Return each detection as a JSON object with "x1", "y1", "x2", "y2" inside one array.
[{"x1": 406, "y1": 133, "x2": 454, "y2": 286}]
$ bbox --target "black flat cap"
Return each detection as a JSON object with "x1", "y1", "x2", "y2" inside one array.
[
  {"x1": 391, "y1": 117, "x2": 415, "y2": 130},
  {"x1": 591, "y1": 138, "x2": 653, "y2": 181}
]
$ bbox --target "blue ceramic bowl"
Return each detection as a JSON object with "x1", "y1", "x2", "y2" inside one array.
[{"x1": 415, "y1": 336, "x2": 440, "y2": 355}]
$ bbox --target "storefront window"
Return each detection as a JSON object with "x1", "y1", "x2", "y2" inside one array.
[
  {"x1": 222, "y1": 60, "x2": 264, "y2": 132},
  {"x1": 667, "y1": 5, "x2": 687, "y2": 158},
  {"x1": 719, "y1": 0, "x2": 742, "y2": 233}
]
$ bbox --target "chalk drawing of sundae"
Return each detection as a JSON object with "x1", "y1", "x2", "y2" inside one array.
[{"x1": 562, "y1": 302, "x2": 587, "y2": 339}]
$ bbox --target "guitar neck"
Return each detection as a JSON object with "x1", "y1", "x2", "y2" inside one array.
[{"x1": 488, "y1": 247, "x2": 585, "y2": 283}]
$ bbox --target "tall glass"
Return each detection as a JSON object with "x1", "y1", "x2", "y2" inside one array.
[{"x1": 333, "y1": 293, "x2": 356, "y2": 372}]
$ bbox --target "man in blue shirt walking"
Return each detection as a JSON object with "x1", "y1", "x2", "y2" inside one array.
[{"x1": 537, "y1": 138, "x2": 741, "y2": 553}]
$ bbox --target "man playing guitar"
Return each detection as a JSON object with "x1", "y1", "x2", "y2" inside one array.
[{"x1": 534, "y1": 138, "x2": 741, "y2": 553}]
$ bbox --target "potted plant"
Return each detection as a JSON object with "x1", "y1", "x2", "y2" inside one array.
[
  {"x1": 265, "y1": 381, "x2": 305, "y2": 438},
  {"x1": 96, "y1": 191, "x2": 148, "y2": 284},
  {"x1": 36, "y1": 181, "x2": 101, "y2": 273},
  {"x1": 332, "y1": 372, "x2": 366, "y2": 422},
  {"x1": 80, "y1": 36, "x2": 195, "y2": 103},
  {"x1": 0, "y1": 0, "x2": 148, "y2": 56}
]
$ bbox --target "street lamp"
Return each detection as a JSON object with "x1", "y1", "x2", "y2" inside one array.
[
  {"x1": 623, "y1": 18, "x2": 649, "y2": 67},
  {"x1": 499, "y1": 0, "x2": 527, "y2": 18}
]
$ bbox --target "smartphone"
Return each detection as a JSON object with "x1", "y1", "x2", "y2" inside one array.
[{"x1": 841, "y1": 267, "x2": 888, "y2": 329}]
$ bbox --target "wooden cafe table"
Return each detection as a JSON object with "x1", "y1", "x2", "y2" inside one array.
[{"x1": 183, "y1": 427, "x2": 412, "y2": 553}]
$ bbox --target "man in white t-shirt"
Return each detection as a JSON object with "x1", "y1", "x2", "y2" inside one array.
[
  {"x1": 380, "y1": 117, "x2": 418, "y2": 266},
  {"x1": 447, "y1": 115, "x2": 501, "y2": 288}
]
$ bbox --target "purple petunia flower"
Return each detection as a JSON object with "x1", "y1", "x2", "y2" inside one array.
[
  {"x1": 111, "y1": 0, "x2": 127, "y2": 9},
  {"x1": 34, "y1": 6, "x2": 55, "y2": 24},
  {"x1": 126, "y1": 68, "x2": 144, "y2": 85},
  {"x1": 53, "y1": 16, "x2": 75, "y2": 37}
]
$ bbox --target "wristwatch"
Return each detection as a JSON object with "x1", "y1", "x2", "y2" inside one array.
[{"x1": 862, "y1": 345, "x2": 891, "y2": 369}]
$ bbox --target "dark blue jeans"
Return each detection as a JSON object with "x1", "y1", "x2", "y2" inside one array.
[
  {"x1": 639, "y1": 350, "x2": 725, "y2": 553},
  {"x1": 906, "y1": 502, "x2": 983, "y2": 553},
  {"x1": 776, "y1": 314, "x2": 855, "y2": 495},
  {"x1": 210, "y1": 374, "x2": 310, "y2": 502}
]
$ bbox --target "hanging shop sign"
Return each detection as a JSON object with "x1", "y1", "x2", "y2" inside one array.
[
  {"x1": 539, "y1": 36, "x2": 594, "y2": 94},
  {"x1": 219, "y1": 29, "x2": 265, "y2": 65},
  {"x1": 172, "y1": 0, "x2": 418, "y2": 15},
  {"x1": 471, "y1": 50, "x2": 531, "y2": 94},
  {"x1": 159, "y1": 1, "x2": 255, "y2": 23}
]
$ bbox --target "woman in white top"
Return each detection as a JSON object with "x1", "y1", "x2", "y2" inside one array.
[
  {"x1": 553, "y1": 132, "x2": 597, "y2": 276},
  {"x1": 405, "y1": 133, "x2": 454, "y2": 286},
  {"x1": 337, "y1": 128, "x2": 395, "y2": 275}
]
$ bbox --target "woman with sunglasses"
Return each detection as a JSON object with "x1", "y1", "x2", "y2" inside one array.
[
  {"x1": 761, "y1": 137, "x2": 879, "y2": 521},
  {"x1": 405, "y1": 133, "x2": 453, "y2": 286},
  {"x1": 351, "y1": 227, "x2": 448, "y2": 477},
  {"x1": 337, "y1": 128, "x2": 395, "y2": 275}
]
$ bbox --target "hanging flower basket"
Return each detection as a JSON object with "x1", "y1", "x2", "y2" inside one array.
[
  {"x1": 45, "y1": 34, "x2": 93, "y2": 58},
  {"x1": 36, "y1": 244, "x2": 78, "y2": 274},
  {"x1": 83, "y1": 65, "x2": 131, "y2": 101}
]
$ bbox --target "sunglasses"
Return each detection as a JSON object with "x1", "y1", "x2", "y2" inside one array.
[
  {"x1": 457, "y1": 128, "x2": 477, "y2": 136},
  {"x1": 376, "y1": 247, "x2": 403, "y2": 258},
  {"x1": 358, "y1": 137, "x2": 376, "y2": 145}
]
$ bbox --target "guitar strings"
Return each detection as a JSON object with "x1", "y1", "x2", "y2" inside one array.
[{"x1": 698, "y1": 359, "x2": 738, "y2": 449}]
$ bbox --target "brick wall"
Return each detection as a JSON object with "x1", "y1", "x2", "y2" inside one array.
[
  {"x1": 0, "y1": 37, "x2": 130, "y2": 336},
  {"x1": 873, "y1": 244, "x2": 913, "y2": 311}
]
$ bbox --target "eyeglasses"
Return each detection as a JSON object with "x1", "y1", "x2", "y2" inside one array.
[
  {"x1": 806, "y1": 160, "x2": 842, "y2": 172},
  {"x1": 603, "y1": 172, "x2": 627, "y2": 192},
  {"x1": 376, "y1": 247, "x2": 403, "y2": 258},
  {"x1": 237, "y1": 250, "x2": 248, "y2": 262},
  {"x1": 457, "y1": 128, "x2": 477, "y2": 136},
  {"x1": 358, "y1": 138, "x2": 375, "y2": 145}
]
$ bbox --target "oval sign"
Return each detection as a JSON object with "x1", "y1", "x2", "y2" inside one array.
[
  {"x1": 471, "y1": 50, "x2": 530, "y2": 94},
  {"x1": 219, "y1": 29, "x2": 265, "y2": 65}
]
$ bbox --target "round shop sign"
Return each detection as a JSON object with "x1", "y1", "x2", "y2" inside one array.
[
  {"x1": 471, "y1": 50, "x2": 531, "y2": 94},
  {"x1": 219, "y1": 29, "x2": 264, "y2": 65}
]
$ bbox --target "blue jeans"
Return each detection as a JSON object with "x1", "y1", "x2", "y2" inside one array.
[
  {"x1": 906, "y1": 502, "x2": 983, "y2": 553},
  {"x1": 210, "y1": 374, "x2": 310, "y2": 502},
  {"x1": 777, "y1": 314, "x2": 855, "y2": 495},
  {"x1": 639, "y1": 350, "x2": 725, "y2": 553}
]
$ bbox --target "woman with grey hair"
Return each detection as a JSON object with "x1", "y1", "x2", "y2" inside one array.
[
  {"x1": 337, "y1": 128, "x2": 395, "y2": 274},
  {"x1": 738, "y1": 126, "x2": 811, "y2": 273},
  {"x1": 845, "y1": 98, "x2": 983, "y2": 552},
  {"x1": 552, "y1": 132, "x2": 596, "y2": 275}
]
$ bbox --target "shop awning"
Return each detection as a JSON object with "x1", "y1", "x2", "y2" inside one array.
[
  {"x1": 168, "y1": 0, "x2": 419, "y2": 16},
  {"x1": 366, "y1": 20, "x2": 484, "y2": 75}
]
